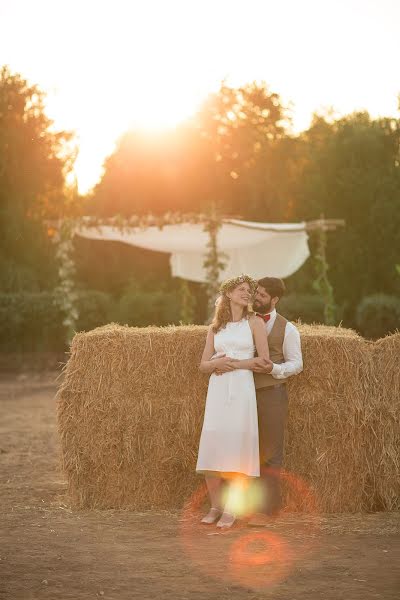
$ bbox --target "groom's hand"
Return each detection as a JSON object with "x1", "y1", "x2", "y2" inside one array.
[{"x1": 252, "y1": 357, "x2": 274, "y2": 373}]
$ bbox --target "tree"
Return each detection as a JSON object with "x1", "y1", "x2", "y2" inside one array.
[
  {"x1": 0, "y1": 65, "x2": 76, "y2": 291},
  {"x1": 193, "y1": 81, "x2": 293, "y2": 219},
  {"x1": 87, "y1": 81, "x2": 291, "y2": 220},
  {"x1": 292, "y1": 112, "x2": 400, "y2": 321}
]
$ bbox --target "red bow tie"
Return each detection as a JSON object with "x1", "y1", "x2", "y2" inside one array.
[{"x1": 256, "y1": 312, "x2": 271, "y2": 322}]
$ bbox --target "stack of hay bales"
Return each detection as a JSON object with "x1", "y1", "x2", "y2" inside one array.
[{"x1": 56, "y1": 324, "x2": 399, "y2": 512}]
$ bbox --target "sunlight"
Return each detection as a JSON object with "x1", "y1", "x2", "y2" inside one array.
[{"x1": 2, "y1": 0, "x2": 398, "y2": 192}]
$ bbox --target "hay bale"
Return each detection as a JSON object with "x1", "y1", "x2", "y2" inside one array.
[
  {"x1": 57, "y1": 324, "x2": 209, "y2": 509},
  {"x1": 363, "y1": 333, "x2": 400, "y2": 511},
  {"x1": 56, "y1": 323, "x2": 399, "y2": 512}
]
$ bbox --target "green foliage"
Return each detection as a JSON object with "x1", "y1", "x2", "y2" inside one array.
[
  {"x1": 311, "y1": 226, "x2": 337, "y2": 325},
  {"x1": 75, "y1": 290, "x2": 114, "y2": 332},
  {"x1": 294, "y1": 112, "x2": 400, "y2": 323},
  {"x1": 202, "y1": 203, "x2": 227, "y2": 316},
  {"x1": 0, "y1": 65, "x2": 76, "y2": 292},
  {"x1": 178, "y1": 279, "x2": 196, "y2": 325},
  {"x1": 0, "y1": 292, "x2": 64, "y2": 352},
  {"x1": 355, "y1": 294, "x2": 400, "y2": 339},
  {"x1": 113, "y1": 282, "x2": 181, "y2": 327},
  {"x1": 278, "y1": 294, "x2": 325, "y2": 324},
  {"x1": 0, "y1": 257, "x2": 41, "y2": 292},
  {"x1": 0, "y1": 291, "x2": 113, "y2": 352}
]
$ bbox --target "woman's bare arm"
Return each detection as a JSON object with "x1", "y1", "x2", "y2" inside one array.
[{"x1": 199, "y1": 326, "x2": 236, "y2": 374}]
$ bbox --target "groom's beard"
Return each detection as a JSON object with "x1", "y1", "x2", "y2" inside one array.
[{"x1": 253, "y1": 299, "x2": 272, "y2": 313}]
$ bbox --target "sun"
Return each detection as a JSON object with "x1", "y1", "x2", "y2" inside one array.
[
  {"x1": 127, "y1": 85, "x2": 203, "y2": 131},
  {"x1": 47, "y1": 68, "x2": 209, "y2": 193}
]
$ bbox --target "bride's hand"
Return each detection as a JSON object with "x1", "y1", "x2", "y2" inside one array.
[{"x1": 214, "y1": 356, "x2": 238, "y2": 373}]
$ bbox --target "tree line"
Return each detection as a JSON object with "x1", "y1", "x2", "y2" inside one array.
[{"x1": 1, "y1": 65, "x2": 399, "y2": 343}]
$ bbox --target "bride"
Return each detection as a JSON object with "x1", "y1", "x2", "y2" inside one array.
[{"x1": 196, "y1": 274, "x2": 270, "y2": 528}]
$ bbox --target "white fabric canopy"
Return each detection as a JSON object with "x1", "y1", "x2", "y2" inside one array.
[{"x1": 76, "y1": 219, "x2": 310, "y2": 282}]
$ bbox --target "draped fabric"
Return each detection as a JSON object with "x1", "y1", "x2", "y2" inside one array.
[{"x1": 76, "y1": 218, "x2": 310, "y2": 282}]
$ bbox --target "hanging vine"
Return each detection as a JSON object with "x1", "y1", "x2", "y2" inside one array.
[
  {"x1": 178, "y1": 279, "x2": 196, "y2": 324},
  {"x1": 202, "y1": 203, "x2": 228, "y2": 317},
  {"x1": 312, "y1": 221, "x2": 336, "y2": 325},
  {"x1": 52, "y1": 217, "x2": 80, "y2": 343}
]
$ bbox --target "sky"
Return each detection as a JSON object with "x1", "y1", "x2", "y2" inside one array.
[{"x1": 1, "y1": 0, "x2": 399, "y2": 193}]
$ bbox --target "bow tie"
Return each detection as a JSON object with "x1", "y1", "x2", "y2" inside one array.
[{"x1": 256, "y1": 312, "x2": 271, "y2": 322}]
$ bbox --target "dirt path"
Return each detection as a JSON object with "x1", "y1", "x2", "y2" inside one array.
[{"x1": 0, "y1": 375, "x2": 399, "y2": 600}]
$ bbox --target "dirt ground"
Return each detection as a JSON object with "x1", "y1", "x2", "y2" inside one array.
[{"x1": 0, "y1": 374, "x2": 399, "y2": 600}]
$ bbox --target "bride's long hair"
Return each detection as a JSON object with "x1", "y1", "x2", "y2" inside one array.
[{"x1": 211, "y1": 279, "x2": 255, "y2": 333}]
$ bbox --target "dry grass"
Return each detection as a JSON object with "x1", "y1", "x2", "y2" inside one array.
[{"x1": 56, "y1": 324, "x2": 399, "y2": 512}]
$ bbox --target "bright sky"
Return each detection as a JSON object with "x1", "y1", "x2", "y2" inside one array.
[{"x1": 1, "y1": 0, "x2": 399, "y2": 193}]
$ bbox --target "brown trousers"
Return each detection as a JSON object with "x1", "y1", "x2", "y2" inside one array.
[{"x1": 256, "y1": 384, "x2": 288, "y2": 515}]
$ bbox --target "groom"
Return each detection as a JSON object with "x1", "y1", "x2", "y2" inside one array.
[
  {"x1": 248, "y1": 276, "x2": 303, "y2": 525},
  {"x1": 213, "y1": 276, "x2": 303, "y2": 523}
]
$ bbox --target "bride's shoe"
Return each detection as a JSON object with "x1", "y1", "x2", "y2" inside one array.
[
  {"x1": 216, "y1": 512, "x2": 236, "y2": 528},
  {"x1": 201, "y1": 507, "x2": 223, "y2": 524}
]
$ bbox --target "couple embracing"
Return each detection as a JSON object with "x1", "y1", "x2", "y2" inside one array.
[{"x1": 196, "y1": 275, "x2": 303, "y2": 528}]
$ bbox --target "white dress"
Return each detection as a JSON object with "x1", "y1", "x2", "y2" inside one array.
[{"x1": 196, "y1": 318, "x2": 260, "y2": 477}]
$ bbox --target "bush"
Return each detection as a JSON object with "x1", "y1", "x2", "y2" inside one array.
[
  {"x1": 0, "y1": 285, "x2": 189, "y2": 352},
  {"x1": 76, "y1": 290, "x2": 114, "y2": 332},
  {"x1": 0, "y1": 292, "x2": 64, "y2": 352},
  {"x1": 0, "y1": 257, "x2": 41, "y2": 292},
  {"x1": 356, "y1": 294, "x2": 400, "y2": 339},
  {"x1": 278, "y1": 294, "x2": 325, "y2": 324},
  {"x1": 0, "y1": 290, "x2": 114, "y2": 352},
  {"x1": 114, "y1": 283, "x2": 181, "y2": 326}
]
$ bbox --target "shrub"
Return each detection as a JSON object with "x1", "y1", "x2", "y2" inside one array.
[
  {"x1": 356, "y1": 294, "x2": 400, "y2": 339},
  {"x1": 0, "y1": 290, "x2": 114, "y2": 352},
  {"x1": 76, "y1": 290, "x2": 114, "y2": 332},
  {"x1": 278, "y1": 294, "x2": 325, "y2": 324},
  {"x1": 114, "y1": 284, "x2": 181, "y2": 326},
  {"x1": 0, "y1": 292, "x2": 64, "y2": 352}
]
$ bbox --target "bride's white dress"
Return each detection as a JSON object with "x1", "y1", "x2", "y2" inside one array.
[{"x1": 196, "y1": 318, "x2": 260, "y2": 477}]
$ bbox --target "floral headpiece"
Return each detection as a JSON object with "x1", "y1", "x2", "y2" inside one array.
[{"x1": 219, "y1": 273, "x2": 258, "y2": 296}]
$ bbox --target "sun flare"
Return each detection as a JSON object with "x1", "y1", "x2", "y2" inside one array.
[{"x1": 2, "y1": 0, "x2": 398, "y2": 193}]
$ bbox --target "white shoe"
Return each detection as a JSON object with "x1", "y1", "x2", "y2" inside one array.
[
  {"x1": 216, "y1": 512, "x2": 236, "y2": 528},
  {"x1": 201, "y1": 508, "x2": 223, "y2": 524}
]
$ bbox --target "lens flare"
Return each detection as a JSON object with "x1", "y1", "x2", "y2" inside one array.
[
  {"x1": 179, "y1": 469, "x2": 323, "y2": 591},
  {"x1": 221, "y1": 476, "x2": 265, "y2": 517},
  {"x1": 228, "y1": 530, "x2": 294, "y2": 588}
]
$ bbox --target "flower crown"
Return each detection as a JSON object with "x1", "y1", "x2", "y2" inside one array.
[{"x1": 219, "y1": 273, "x2": 258, "y2": 296}]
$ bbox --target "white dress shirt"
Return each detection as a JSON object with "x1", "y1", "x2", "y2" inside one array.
[{"x1": 264, "y1": 308, "x2": 303, "y2": 380}]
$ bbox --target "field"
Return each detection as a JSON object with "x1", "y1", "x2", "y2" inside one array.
[{"x1": 1, "y1": 372, "x2": 399, "y2": 600}]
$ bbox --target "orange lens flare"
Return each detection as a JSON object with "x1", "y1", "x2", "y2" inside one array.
[{"x1": 179, "y1": 469, "x2": 323, "y2": 590}]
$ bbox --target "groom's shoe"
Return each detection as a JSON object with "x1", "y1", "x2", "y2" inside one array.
[{"x1": 246, "y1": 512, "x2": 277, "y2": 527}]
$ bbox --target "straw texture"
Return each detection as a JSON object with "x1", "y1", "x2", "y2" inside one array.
[{"x1": 56, "y1": 324, "x2": 399, "y2": 512}]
